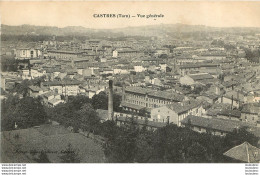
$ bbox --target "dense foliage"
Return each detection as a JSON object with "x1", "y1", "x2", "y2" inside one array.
[
  {"x1": 1, "y1": 93, "x2": 258, "y2": 163},
  {"x1": 1, "y1": 95, "x2": 47, "y2": 131},
  {"x1": 1, "y1": 55, "x2": 18, "y2": 72},
  {"x1": 91, "y1": 91, "x2": 122, "y2": 112},
  {"x1": 244, "y1": 48, "x2": 260, "y2": 63},
  {"x1": 102, "y1": 121, "x2": 259, "y2": 163}
]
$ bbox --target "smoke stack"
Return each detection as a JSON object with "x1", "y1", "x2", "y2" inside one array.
[
  {"x1": 108, "y1": 80, "x2": 114, "y2": 120},
  {"x1": 237, "y1": 91, "x2": 240, "y2": 108},
  {"x1": 231, "y1": 95, "x2": 233, "y2": 110},
  {"x1": 122, "y1": 82, "x2": 125, "y2": 101}
]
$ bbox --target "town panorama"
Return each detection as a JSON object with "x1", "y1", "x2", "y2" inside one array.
[{"x1": 1, "y1": 24, "x2": 260, "y2": 163}]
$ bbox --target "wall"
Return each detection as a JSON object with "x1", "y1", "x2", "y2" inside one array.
[{"x1": 241, "y1": 112, "x2": 258, "y2": 125}]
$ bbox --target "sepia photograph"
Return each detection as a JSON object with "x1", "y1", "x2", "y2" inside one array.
[{"x1": 0, "y1": 1, "x2": 259, "y2": 167}]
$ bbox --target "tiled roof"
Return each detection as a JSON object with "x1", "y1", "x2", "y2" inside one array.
[
  {"x1": 28, "y1": 85, "x2": 42, "y2": 92},
  {"x1": 42, "y1": 91, "x2": 55, "y2": 98},
  {"x1": 43, "y1": 80, "x2": 81, "y2": 86},
  {"x1": 166, "y1": 100, "x2": 201, "y2": 115},
  {"x1": 116, "y1": 116, "x2": 167, "y2": 128},
  {"x1": 121, "y1": 101, "x2": 145, "y2": 110},
  {"x1": 48, "y1": 98, "x2": 63, "y2": 105},
  {"x1": 181, "y1": 115, "x2": 252, "y2": 133},
  {"x1": 218, "y1": 109, "x2": 241, "y2": 118},
  {"x1": 242, "y1": 103, "x2": 260, "y2": 114},
  {"x1": 125, "y1": 86, "x2": 184, "y2": 102},
  {"x1": 180, "y1": 63, "x2": 219, "y2": 69},
  {"x1": 189, "y1": 73, "x2": 214, "y2": 81},
  {"x1": 224, "y1": 142, "x2": 260, "y2": 163}
]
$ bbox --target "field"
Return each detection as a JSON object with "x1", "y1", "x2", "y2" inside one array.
[{"x1": 0, "y1": 124, "x2": 105, "y2": 163}]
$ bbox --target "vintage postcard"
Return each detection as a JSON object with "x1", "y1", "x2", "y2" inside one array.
[{"x1": 0, "y1": 1, "x2": 259, "y2": 168}]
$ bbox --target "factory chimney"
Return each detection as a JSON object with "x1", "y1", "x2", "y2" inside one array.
[
  {"x1": 122, "y1": 82, "x2": 125, "y2": 102},
  {"x1": 108, "y1": 80, "x2": 114, "y2": 120}
]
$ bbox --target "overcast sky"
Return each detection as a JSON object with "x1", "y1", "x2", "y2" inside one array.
[{"x1": 1, "y1": 1, "x2": 260, "y2": 29}]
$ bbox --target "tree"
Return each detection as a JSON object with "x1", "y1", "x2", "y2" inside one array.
[
  {"x1": 1, "y1": 55, "x2": 18, "y2": 72},
  {"x1": 223, "y1": 127, "x2": 259, "y2": 151},
  {"x1": 244, "y1": 48, "x2": 260, "y2": 63},
  {"x1": 75, "y1": 103, "x2": 99, "y2": 132},
  {"x1": 135, "y1": 132, "x2": 154, "y2": 163},
  {"x1": 139, "y1": 108, "x2": 149, "y2": 117},
  {"x1": 186, "y1": 142, "x2": 209, "y2": 163},
  {"x1": 60, "y1": 143, "x2": 80, "y2": 163},
  {"x1": 1, "y1": 95, "x2": 46, "y2": 131},
  {"x1": 91, "y1": 91, "x2": 122, "y2": 112},
  {"x1": 91, "y1": 91, "x2": 108, "y2": 110},
  {"x1": 12, "y1": 79, "x2": 31, "y2": 97},
  {"x1": 14, "y1": 97, "x2": 46, "y2": 128}
]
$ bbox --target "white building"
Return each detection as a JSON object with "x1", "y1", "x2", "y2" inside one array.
[{"x1": 16, "y1": 48, "x2": 42, "y2": 60}]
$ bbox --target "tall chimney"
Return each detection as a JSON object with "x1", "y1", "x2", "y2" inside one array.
[
  {"x1": 108, "y1": 80, "x2": 114, "y2": 120},
  {"x1": 237, "y1": 91, "x2": 240, "y2": 108},
  {"x1": 231, "y1": 95, "x2": 233, "y2": 110},
  {"x1": 122, "y1": 82, "x2": 125, "y2": 102}
]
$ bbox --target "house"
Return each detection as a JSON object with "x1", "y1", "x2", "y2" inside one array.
[
  {"x1": 222, "y1": 90, "x2": 246, "y2": 108},
  {"x1": 179, "y1": 63, "x2": 219, "y2": 76},
  {"x1": 113, "y1": 67, "x2": 129, "y2": 75},
  {"x1": 28, "y1": 86, "x2": 44, "y2": 97},
  {"x1": 197, "y1": 93, "x2": 219, "y2": 104},
  {"x1": 181, "y1": 115, "x2": 252, "y2": 137},
  {"x1": 112, "y1": 49, "x2": 139, "y2": 58},
  {"x1": 122, "y1": 86, "x2": 185, "y2": 112},
  {"x1": 43, "y1": 80, "x2": 81, "y2": 96},
  {"x1": 48, "y1": 98, "x2": 64, "y2": 107},
  {"x1": 241, "y1": 103, "x2": 260, "y2": 125},
  {"x1": 79, "y1": 85, "x2": 105, "y2": 98},
  {"x1": 96, "y1": 109, "x2": 167, "y2": 130},
  {"x1": 41, "y1": 91, "x2": 63, "y2": 107},
  {"x1": 151, "y1": 100, "x2": 203, "y2": 126},
  {"x1": 180, "y1": 73, "x2": 214, "y2": 86},
  {"x1": 41, "y1": 91, "x2": 55, "y2": 104},
  {"x1": 134, "y1": 64, "x2": 146, "y2": 73},
  {"x1": 154, "y1": 48, "x2": 170, "y2": 56},
  {"x1": 47, "y1": 50, "x2": 84, "y2": 59},
  {"x1": 216, "y1": 109, "x2": 241, "y2": 121},
  {"x1": 16, "y1": 48, "x2": 42, "y2": 60},
  {"x1": 30, "y1": 68, "x2": 45, "y2": 79},
  {"x1": 21, "y1": 69, "x2": 31, "y2": 80},
  {"x1": 115, "y1": 115, "x2": 167, "y2": 131}
]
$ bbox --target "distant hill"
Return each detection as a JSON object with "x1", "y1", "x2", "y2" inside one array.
[
  {"x1": 1, "y1": 24, "x2": 95, "y2": 36},
  {"x1": 1, "y1": 24, "x2": 260, "y2": 36}
]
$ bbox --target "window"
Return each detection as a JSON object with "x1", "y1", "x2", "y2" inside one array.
[
  {"x1": 252, "y1": 117, "x2": 254, "y2": 121},
  {"x1": 245, "y1": 116, "x2": 247, "y2": 119}
]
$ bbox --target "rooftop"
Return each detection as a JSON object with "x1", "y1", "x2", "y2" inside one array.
[
  {"x1": 166, "y1": 100, "x2": 202, "y2": 115},
  {"x1": 224, "y1": 142, "x2": 260, "y2": 163},
  {"x1": 181, "y1": 115, "x2": 252, "y2": 133}
]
